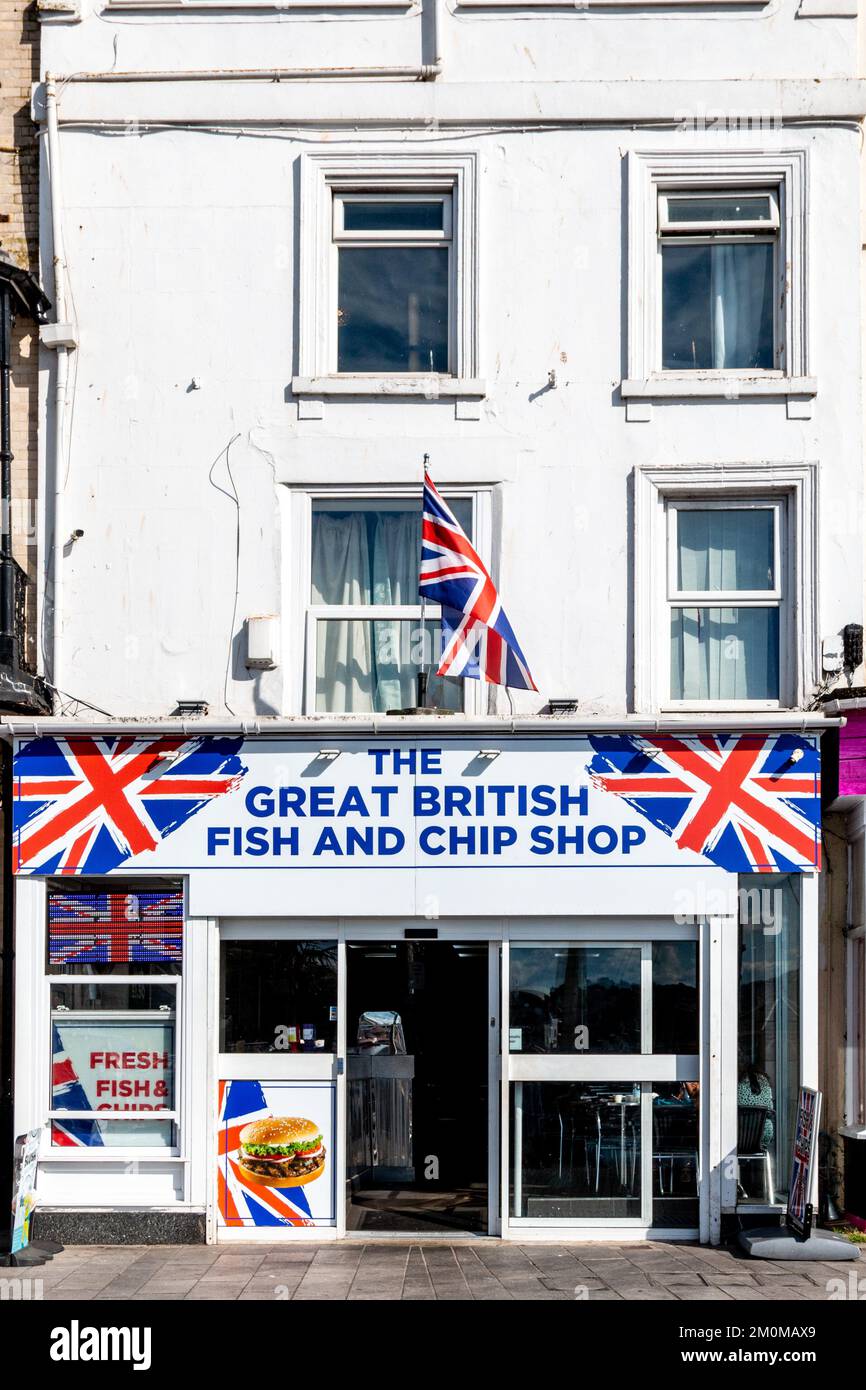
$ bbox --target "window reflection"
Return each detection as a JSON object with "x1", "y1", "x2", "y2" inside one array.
[
  {"x1": 509, "y1": 946, "x2": 641, "y2": 1054},
  {"x1": 219, "y1": 941, "x2": 337, "y2": 1053},
  {"x1": 737, "y1": 876, "x2": 800, "y2": 1204},
  {"x1": 652, "y1": 942, "x2": 699, "y2": 1053},
  {"x1": 653, "y1": 1082, "x2": 700, "y2": 1228},
  {"x1": 511, "y1": 1082, "x2": 642, "y2": 1220}
]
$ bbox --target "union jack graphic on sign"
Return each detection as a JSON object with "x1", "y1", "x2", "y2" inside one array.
[
  {"x1": 586, "y1": 732, "x2": 820, "y2": 873},
  {"x1": 13, "y1": 735, "x2": 246, "y2": 876}
]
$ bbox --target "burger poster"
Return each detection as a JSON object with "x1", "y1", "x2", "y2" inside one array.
[{"x1": 217, "y1": 1079, "x2": 336, "y2": 1227}]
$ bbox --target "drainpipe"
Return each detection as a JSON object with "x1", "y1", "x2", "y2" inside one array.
[{"x1": 42, "y1": 77, "x2": 76, "y2": 699}]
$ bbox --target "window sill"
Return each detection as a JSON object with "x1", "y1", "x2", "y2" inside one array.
[
  {"x1": 623, "y1": 375, "x2": 816, "y2": 421},
  {"x1": 839, "y1": 1126, "x2": 866, "y2": 1140},
  {"x1": 292, "y1": 375, "x2": 486, "y2": 399},
  {"x1": 659, "y1": 701, "x2": 792, "y2": 714}
]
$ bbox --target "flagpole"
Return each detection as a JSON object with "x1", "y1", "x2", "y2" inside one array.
[{"x1": 417, "y1": 452, "x2": 429, "y2": 709}]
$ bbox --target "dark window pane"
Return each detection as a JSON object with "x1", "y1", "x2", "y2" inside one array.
[
  {"x1": 51, "y1": 983, "x2": 176, "y2": 1012},
  {"x1": 511, "y1": 1082, "x2": 642, "y2": 1220},
  {"x1": 671, "y1": 607, "x2": 780, "y2": 701},
  {"x1": 667, "y1": 195, "x2": 772, "y2": 223},
  {"x1": 653, "y1": 1081, "x2": 700, "y2": 1227},
  {"x1": 737, "y1": 876, "x2": 800, "y2": 1204},
  {"x1": 509, "y1": 946, "x2": 641, "y2": 1054},
  {"x1": 661, "y1": 241, "x2": 775, "y2": 370},
  {"x1": 343, "y1": 201, "x2": 444, "y2": 232},
  {"x1": 338, "y1": 246, "x2": 449, "y2": 373},
  {"x1": 220, "y1": 941, "x2": 337, "y2": 1053},
  {"x1": 652, "y1": 943, "x2": 699, "y2": 1053}
]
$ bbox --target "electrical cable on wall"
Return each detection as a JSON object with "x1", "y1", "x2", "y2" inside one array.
[{"x1": 208, "y1": 433, "x2": 243, "y2": 717}]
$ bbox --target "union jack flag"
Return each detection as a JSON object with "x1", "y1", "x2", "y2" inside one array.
[
  {"x1": 51, "y1": 1023, "x2": 104, "y2": 1148},
  {"x1": 48, "y1": 890, "x2": 183, "y2": 965},
  {"x1": 217, "y1": 1080, "x2": 333, "y2": 1229},
  {"x1": 586, "y1": 732, "x2": 820, "y2": 873},
  {"x1": 419, "y1": 469, "x2": 537, "y2": 691},
  {"x1": 13, "y1": 735, "x2": 247, "y2": 876}
]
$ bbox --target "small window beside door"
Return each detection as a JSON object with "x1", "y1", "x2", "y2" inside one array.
[
  {"x1": 219, "y1": 940, "x2": 337, "y2": 1054},
  {"x1": 667, "y1": 500, "x2": 784, "y2": 704},
  {"x1": 659, "y1": 189, "x2": 780, "y2": 373}
]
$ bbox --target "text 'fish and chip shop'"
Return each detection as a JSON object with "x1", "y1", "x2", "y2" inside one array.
[{"x1": 204, "y1": 758, "x2": 649, "y2": 859}]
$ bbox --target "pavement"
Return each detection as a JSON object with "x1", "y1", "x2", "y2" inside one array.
[{"x1": 5, "y1": 1240, "x2": 862, "y2": 1300}]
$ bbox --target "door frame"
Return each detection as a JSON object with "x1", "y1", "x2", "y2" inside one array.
[
  {"x1": 211, "y1": 918, "x2": 502, "y2": 1241},
  {"x1": 500, "y1": 920, "x2": 704, "y2": 1242}
]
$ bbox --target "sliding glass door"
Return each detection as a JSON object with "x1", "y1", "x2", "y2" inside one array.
[{"x1": 503, "y1": 932, "x2": 700, "y2": 1231}]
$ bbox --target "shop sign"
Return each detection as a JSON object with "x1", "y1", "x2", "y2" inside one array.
[
  {"x1": 11, "y1": 1128, "x2": 41, "y2": 1253},
  {"x1": 13, "y1": 732, "x2": 821, "y2": 877},
  {"x1": 52, "y1": 1019, "x2": 174, "y2": 1145}
]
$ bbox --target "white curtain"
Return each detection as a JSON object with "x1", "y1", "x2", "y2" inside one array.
[
  {"x1": 709, "y1": 243, "x2": 773, "y2": 370},
  {"x1": 677, "y1": 509, "x2": 773, "y2": 593},
  {"x1": 312, "y1": 512, "x2": 374, "y2": 712},
  {"x1": 672, "y1": 607, "x2": 778, "y2": 701},
  {"x1": 372, "y1": 513, "x2": 421, "y2": 711},
  {"x1": 312, "y1": 510, "x2": 425, "y2": 712}
]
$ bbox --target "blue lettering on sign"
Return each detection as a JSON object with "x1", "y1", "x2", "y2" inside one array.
[{"x1": 211, "y1": 758, "x2": 649, "y2": 864}]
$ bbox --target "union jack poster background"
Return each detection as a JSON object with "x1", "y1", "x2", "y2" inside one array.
[
  {"x1": 12, "y1": 731, "x2": 820, "y2": 877},
  {"x1": 48, "y1": 888, "x2": 183, "y2": 966},
  {"x1": 217, "y1": 1080, "x2": 336, "y2": 1228}
]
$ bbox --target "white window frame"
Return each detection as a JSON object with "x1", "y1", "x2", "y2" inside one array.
[
  {"x1": 633, "y1": 462, "x2": 818, "y2": 713},
  {"x1": 48, "y1": 978, "x2": 181, "y2": 1153},
  {"x1": 623, "y1": 151, "x2": 814, "y2": 412},
  {"x1": 294, "y1": 152, "x2": 483, "y2": 402},
  {"x1": 667, "y1": 496, "x2": 786, "y2": 708},
  {"x1": 330, "y1": 190, "x2": 454, "y2": 377},
  {"x1": 287, "y1": 486, "x2": 491, "y2": 716}
]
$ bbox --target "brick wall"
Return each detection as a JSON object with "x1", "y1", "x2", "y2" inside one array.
[{"x1": 0, "y1": 1, "x2": 39, "y2": 666}]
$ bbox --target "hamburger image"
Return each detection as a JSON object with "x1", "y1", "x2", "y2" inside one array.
[{"x1": 237, "y1": 1116, "x2": 326, "y2": 1188}]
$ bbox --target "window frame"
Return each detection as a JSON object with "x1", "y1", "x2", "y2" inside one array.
[
  {"x1": 294, "y1": 487, "x2": 490, "y2": 716},
  {"x1": 666, "y1": 496, "x2": 787, "y2": 708},
  {"x1": 657, "y1": 187, "x2": 781, "y2": 376},
  {"x1": 44, "y1": 882, "x2": 185, "y2": 1158},
  {"x1": 633, "y1": 463, "x2": 819, "y2": 714},
  {"x1": 624, "y1": 151, "x2": 814, "y2": 414},
  {"x1": 331, "y1": 189, "x2": 455, "y2": 376},
  {"x1": 295, "y1": 152, "x2": 483, "y2": 403}
]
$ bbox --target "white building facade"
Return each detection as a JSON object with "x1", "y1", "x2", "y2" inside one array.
[{"x1": 10, "y1": 0, "x2": 865, "y2": 1243}]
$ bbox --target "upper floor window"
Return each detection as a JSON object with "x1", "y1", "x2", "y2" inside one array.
[
  {"x1": 306, "y1": 496, "x2": 474, "y2": 713},
  {"x1": 668, "y1": 500, "x2": 783, "y2": 703},
  {"x1": 623, "y1": 152, "x2": 812, "y2": 413},
  {"x1": 334, "y1": 194, "x2": 452, "y2": 374},
  {"x1": 659, "y1": 189, "x2": 779, "y2": 373},
  {"x1": 633, "y1": 463, "x2": 818, "y2": 713},
  {"x1": 295, "y1": 153, "x2": 481, "y2": 401}
]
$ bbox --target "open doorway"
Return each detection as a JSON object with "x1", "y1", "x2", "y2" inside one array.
[{"x1": 346, "y1": 941, "x2": 490, "y2": 1234}]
